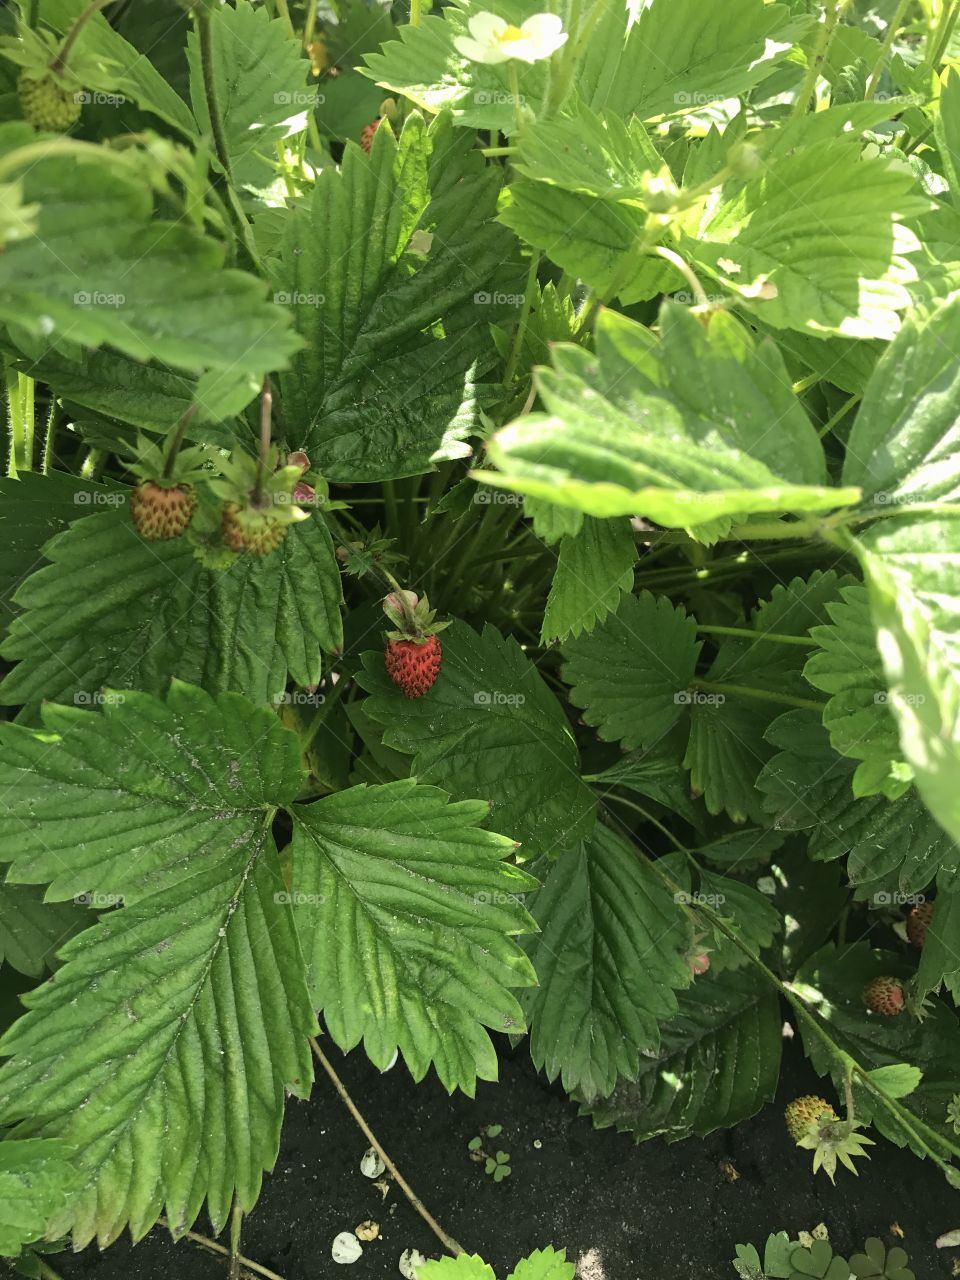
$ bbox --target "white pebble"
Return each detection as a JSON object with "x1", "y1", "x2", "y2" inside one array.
[
  {"x1": 361, "y1": 1146, "x2": 386, "y2": 1178},
  {"x1": 332, "y1": 1232, "x2": 363, "y2": 1264}
]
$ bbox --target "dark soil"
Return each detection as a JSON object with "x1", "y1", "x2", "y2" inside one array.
[{"x1": 47, "y1": 1033, "x2": 960, "y2": 1280}]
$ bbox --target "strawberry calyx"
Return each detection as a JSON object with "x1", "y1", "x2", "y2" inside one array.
[{"x1": 382, "y1": 589, "x2": 450, "y2": 644}]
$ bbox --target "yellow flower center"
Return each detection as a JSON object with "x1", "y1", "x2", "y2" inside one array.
[{"x1": 496, "y1": 24, "x2": 526, "y2": 43}]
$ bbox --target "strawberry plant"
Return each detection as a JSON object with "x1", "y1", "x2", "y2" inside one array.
[{"x1": 1, "y1": 0, "x2": 960, "y2": 1275}]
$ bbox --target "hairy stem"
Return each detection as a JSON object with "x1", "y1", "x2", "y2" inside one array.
[
  {"x1": 41, "y1": 397, "x2": 58, "y2": 474},
  {"x1": 503, "y1": 250, "x2": 541, "y2": 387},
  {"x1": 50, "y1": 0, "x2": 114, "y2": 74},
  {"x1": 229, "y1": 1200, "x2": 242, "y2": 1280},
  {"x1": 865, "y1": 0, "x2": 912, "y2": 98},
  {"x1": 309, "y1": 1037, "x2": 466, "y2": 1256},
  {"x1": 791, "y1": 0, "x2": 851, "y2": 120},
  {"x1": 696, "y1": 624, "x2": 815, "y2": 647},
  {"x1": 161, "y1": 404, "x2": 199, "y2": 480},
  {"x1": 252, "y1": 379, "x2": 272, "y2": 506},
  {"x1": 693, "y1": 679, "x2": 824, "y2": 711}
]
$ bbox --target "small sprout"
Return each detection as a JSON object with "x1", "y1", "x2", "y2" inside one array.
[
  {"x1": 486, "y1": 1124, "x2": 503, "y2": 1138},
  {"x1": 485, "y1": 1150, "x2": 512, "y2": 1182},
  {"x1": 467, "y1": 1136, "x2": 483, "y2": 1151}
]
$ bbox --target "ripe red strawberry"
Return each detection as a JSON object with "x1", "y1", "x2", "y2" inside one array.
[
  {"x1": 785, "y1": 1095, "x2": 835, "y2": 1143},
  {"x1": 385, "y1": 635, "x2": 443, "y2": 698},
  {"x1": 907, "y1": 901, "x2": 934, "y2": 949},
  {"x1": 130, "y1": 481, "x2": 197, "y2": 541},
  {"x1": 360, "y1": 117, "x2": 384, "y2": 152},
  {"x1": 382, "y1": 589, "x2": 449, "y2": 699},
  {"x1": 18, "y1": 70, "x2": 82, "y2": 131},
  {"x1": 863, "y1": 975, "x2": 905, "y2": 1017}
]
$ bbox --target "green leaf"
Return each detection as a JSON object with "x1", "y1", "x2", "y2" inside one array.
[
  {"x1": 419, "y1": 1256, "x2": 497, "y2": 1280},
  {"x1": 289, "y1": 779, "x2": 537, "y2": 1095},
  {"x1": 757, "y1": 710, "x2": 957, "y2": 897},
  {"x1": 843, "y1": 295, "x2": 960, "y2": 504},
  {"x1": 0, "y1": 884, "x2": 84, "y2": 978},
  {"x1": 695, "y1": 870, "x2": 782, "y2": 972},
  {"x1": 273, "y1": 111, "x2": 517, "y2": 480},
  {"x1": 684, "y1": 138, "x2": 930, "y2": 340},
  {"x1": 577, "y1": 0, "x2": 802, "y2": 120},
  {"x1": 520, "y1": 825, "x2": 692, "y2": 1101},
  {"x1": 804, "y1": 584, "x2": 912, "y2": 800},
  {"x1": 515, "y1": 103, "x2": 661, "y2": 203},
  {"x1": 479, "y1": 308, "x2": 861, "y2": 525},
  {"x1": 914, "y1": 888, "x2": 960, "y2": 1003},
  {"x1": 187, "y1": 4, "x2": 315, "y2": 196},
  {"x1": 357, "y1": 620, "x2": 596, "y2": 860},
  {"x1": 0, "y1": 1139, "x2": 78, "y2": 1258},
  {"x1": 580, "y1": 965, "x2": 782, "y2": 1141},
  {"x1": 540, "y1": 517, "x2": 636, "y2": 644},
  {"x1": 864, "y1": 1064, "x2": 923, "y2": 1100},
  {"x1": 857, "y1": 514, "x2": 960, "y2": 844},
  {"x1": 561, "y1": 590, "x2": 701, "y2": 750},
  {"x1": 0, "y1": 507, "x2": 344, "y2": 714},
  {"x1": 35, "y1": 0, "x2": 196, "y2": 137},
  {"x1": 0, "y1": 148, "x2": 300, "y2": 391},
  {"x1": 0, "y1": 684, "x2": 316, "y2": 1245},
  {"x1": 509, "y1": 1248, "x2": 577, "y2": 1280},
  {"x1": 585, "y1": 733, "x2": 704, "y2": 829}
]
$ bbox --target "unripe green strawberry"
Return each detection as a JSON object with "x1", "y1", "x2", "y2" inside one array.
[
  {"x1": 785, "y1": 1095, "x2": 836, "y2": 1143},
  {"x1": 130, "y1": 481, "x2": 196, "y2": 541},
  {"x1": 863, "y1": 976, "x2": 905, "y2": 1017},
  {"x1": 18, "y1": 70, "x2": 82, "y2": 131},
  {"x1": 222, "y1": 502, "x2": 288, "y2": 555},
  {"x1": 907, "y1": 901, "x2": 934, "y2": 949}
]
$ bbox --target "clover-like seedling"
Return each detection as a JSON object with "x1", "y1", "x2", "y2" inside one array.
[
  {"x1": 485, "y1": 1150, "x2": 512, "y2": 1182},
  {"x1": 848, "y1": 1238, "x2": 914, "y2": 1280}
]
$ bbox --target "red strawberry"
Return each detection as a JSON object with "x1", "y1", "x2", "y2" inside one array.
[
  {"x1": 381, "y1": 589, "x2": 449, "y2": 699},
  {"x1": 385, "y1": 635, "x2": 443, "y2": 698},
  {"x1": 360, "y1": 117, "x2": 384, "y2": 152},
  {"x1": 906, "y1": 901, "x2": 933, "y2": 949},
  {"x1": 863, "y1": 976, "x2": 905, "y2": 1017}
]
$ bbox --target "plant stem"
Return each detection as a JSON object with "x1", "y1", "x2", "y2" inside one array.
[
  {"x1": 696, "y1": 624, "x2": 815, "y2": 647},
  {"x1": 309, "y1": 1037, "x2": 466, "y2": 1256},
  {"x1": 41, "y1": 397, "x2": 58, "y2": 474},
  {"x1": 272, "y1": 0, "x2": 296, "y2": 39},
  {"x1": 865, "y1": 0, "x2": 912, "y2": 98},
  {"x1": 508, "y1": 60, "x2": 523, "y2": 135},
  {"x1": 818, "y1": 392, "x2": 861, "y2": 439},
  {"x1": 50, "y1": 0, "x2": 114, "y2": 74},
  {"x1": 5, "y1": 369, "x2": 24, "y2": 476},
  {"x1": 229, "y1": 1200, "x2": 242, "y2": 1280},
  {"x1": 791, "y1": 0, "x2": 850, "y2": 120},
  {"x1": 36, "y1": 1262, "x2": 63, "y2": 1280},
  {"x1": 410, "y1": 0, "x2": 423, "y2": 26},
  {"x1": 299, "y1": 676, "x2": 347, "y2": 753},
  {"x1": 158, "y1": 1219, "x2": 286, "y2": 1280},
  {"x1": 197, "y1": 10, "x2": 233, "y2": 181},
  {"x1": 653, "y1": 246, "x2": 710, "y2": 308},
  {"x1": 481, "y1": 146, "x2": 517, "y2": 157},
  {"x1": 252, "y1": 379, "x2": 272, "y2": 505},
  {"x1": 930, "y1": 0, "x2": 960, "y2": 65},
  {"x1": 503, "y1": 251, "x2": 541, "y2": 387},
  {"x1": 161, "y1": 404, "x2": 199, "y2": 480},
  {"x1": 694, "y1": 679, "x2": 824, "y2": 711}
]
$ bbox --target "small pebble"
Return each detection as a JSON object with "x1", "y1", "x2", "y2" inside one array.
[
  {"x1": 332, "y1": 1232, "x2": 363, "y2": 1264},
  {"x1": 399, "y1": 1247, "x2": 427, "y2": 1278},
  {"x1": 361, "y1": 1146, "x2": 386, "y2": 1178}
]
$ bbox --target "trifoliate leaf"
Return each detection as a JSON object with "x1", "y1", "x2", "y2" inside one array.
[
  {"x1": 187, "y1": 4, "x2": 315, "y2": 195},
  {"x1": 0, "y1": 1139, "x2": 78, "y2": 1258},
  {"x1": 273, "y1": 111, "x2": 518, "y2": 481},
  {"x1": 579, "y1": 965, "x2": 781, "y2": 1142},
  {"x1": 804, "y1": 585, "x2": 913, "y2": 800},
  {"x1": 586, "y1": 732, "x2": 703, "y2": 829},
  {"x1": 0, "y1": 506, "x2": 343, "y2": 714},
  {"x1": 0, "y1": 884, "x2": 84, "y2": 978},
  {"x1": 419, "y1": 1258, "x2": 496, "y2": 1280},
  {"x1": 357, "y1": 620, "x2": 596, "y2": 860},
  {"x1": 561, "y1": 590, "x2": 701, "y2": 750},
  {"x1": 0, "y1": 684, "x2": 316, "y2": 1246},
  {"x1": 0, "y1": 148, "x2": 300, "y2": 390},
  {"x1": 520, "y1": 825, "x2": 692, "y2": 1101},
  {"x1": 289, "y1": 780, "x2": 537, "y2": 1095},
  {"x1": 685, "y1": 137, "x2": 930, "y2": 339},
  {"x1": 478, "y1": 309, "x2": 860, "y2": 525},
  {"x1": 509, "y1": 1248, "x2": 577, "y2": 1280},
  {"x1": 540, "y1": 518, "x2": 636, "y2": 644}
]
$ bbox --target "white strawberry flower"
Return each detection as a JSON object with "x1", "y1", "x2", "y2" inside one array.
[{"x1": 454, "y1": 11, "x2": 567, "y2": 65}]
